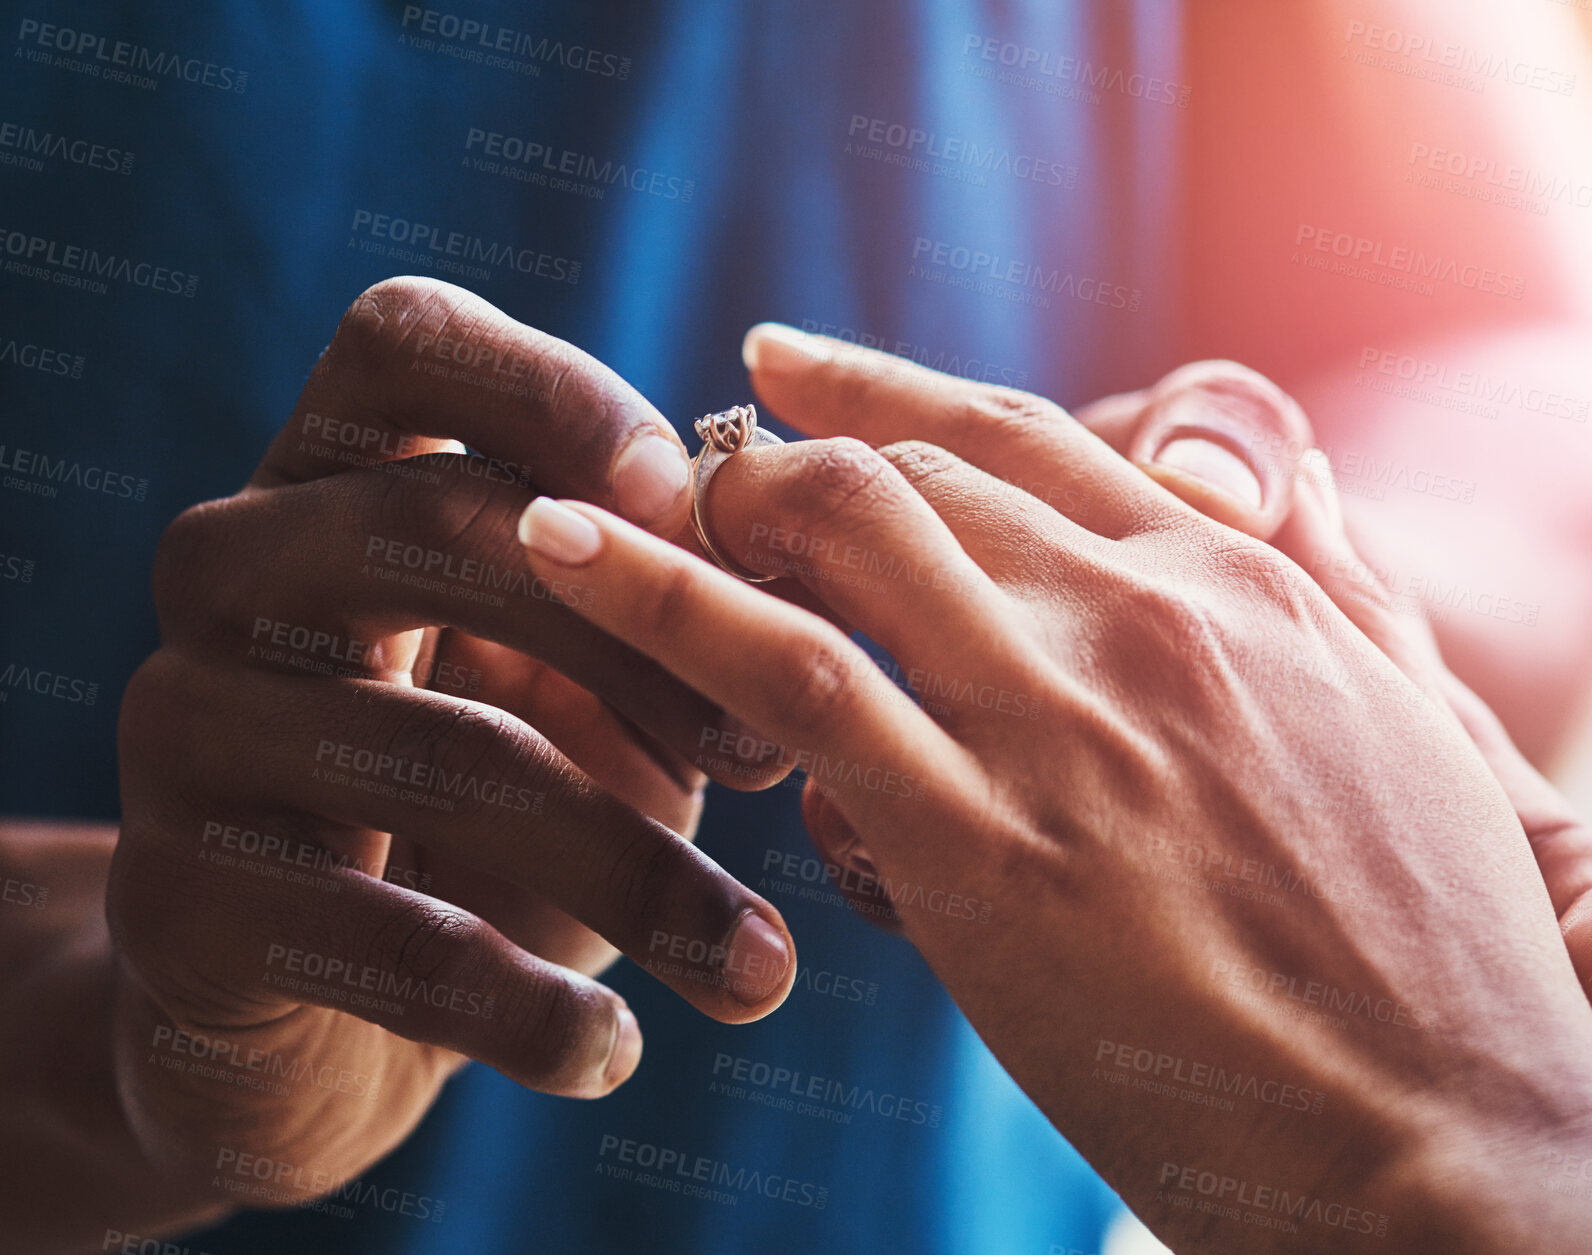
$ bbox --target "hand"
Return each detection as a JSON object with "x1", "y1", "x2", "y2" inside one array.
[
  {"x1": 514, "y1": 327, "x2": 1592, "y2": 1253},
  {"x1": 1068, "y1": 359, "x2": 1592, "y2": 1000},
  {"x1": 108, "y1": 278, "x2": 795, "y2": 1205},
  {"x1": 725, "y1": 354, "x2": 1592, "y2": 978}
]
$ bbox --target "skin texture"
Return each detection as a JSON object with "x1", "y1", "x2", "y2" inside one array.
[
  {"x1": 517, "y1": 327, "x2": 1592, "y2": 1253},
  {"x1": 5, "y1": 298, "x2": 1588, "y2": 1251},
  {"x1": 7, "y1": 6, "x2": 1592, "y2": 1248},
  {"x1": 1067, "y1": 360, "x2": 1592, "y2": 994},
  {"x1": 0, "y1": 278, "x2": 802, "y2": 1251}
]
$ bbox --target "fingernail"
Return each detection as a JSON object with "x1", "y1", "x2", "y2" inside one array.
[
  {"x1": 604, "y1": 1004, "x2": 643, "y2": 1088},
  {"x1": 612, "y1": 433, "x2": 689, "y2": 525},
  {"x1": 1299, "y1": 448, "x2": 1344, "y2": 535},
  {"x1": 517, "y1": 498, "x2": 602, "y2": 565},
  {"x1": 1153, "y1": 437, "x2": 1263, "y2": 509},
  {"x1": 742, "y1": 322, "x2": 828, "y2": 375},
  {"x1": 722, "y1": 910, "x2": 791, "y2": 1006}
]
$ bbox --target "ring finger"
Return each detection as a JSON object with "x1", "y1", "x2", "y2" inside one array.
[{"x1": 514, "y1": 496, "x2": 983, "y2": 853}]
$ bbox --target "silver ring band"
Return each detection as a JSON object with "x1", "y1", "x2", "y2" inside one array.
[{"x1": 690, "y1": 405, "x2": 783, "y2": 583}]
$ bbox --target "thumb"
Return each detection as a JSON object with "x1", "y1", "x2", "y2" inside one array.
[
  {"x1": 1439, "y1": 668, "x2": 1592, "y2": 997},
  {"x1": 1271, "y1": 449, "x2": 1453, "y2": 704},
  {"x1": 1266, "y1": 435, "x2": 1592, "y2": 1001},
  {"x1": 1071, "y1": 362, "x2": 1447, "y2": 691},
  {"x1": 1561, "y1": 897, "x2": 1592, "y2": 1001},
  {"x1": 1073, "y1": 361, "x2": 1313, "y2": 542},
  {"x1": 1080, "y1": 363, "x2": 1592, "y2": 999}
]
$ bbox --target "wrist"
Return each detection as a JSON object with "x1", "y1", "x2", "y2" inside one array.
[{"x1": 1377, "y1": 1080, "x2": 1592, "y2": 1253}]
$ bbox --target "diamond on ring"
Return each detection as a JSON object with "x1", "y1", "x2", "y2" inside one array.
[{"x1": 694, "y1": 403, "x2": 758, "y2": 454}]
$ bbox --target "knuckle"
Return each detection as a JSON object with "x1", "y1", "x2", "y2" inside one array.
[
  {"x1": 151, "y1": 499, "x2": 229, "y2": 629},
  {"x1": 119, "y1": 652, "x2": 256, "y2": 806},
  {"x1": 104, "y1": 836, "x2": 163, "y2": 965},
  {"x1": 366, "y1": 460, "x2": 503, "y2": 556},
  {"x1": 332, "y1": 275, "x2": 464, "y2": 375},
  {"x1": 966, "y1": 386, "x2": 1065, "y2": 437},
  {"x1": 877, "y1": 439, "x2": 957, "y2": 485},
  {"x1": 640, "y1": 560, "x2": 702, "y2": 643},
  {"x1": 104, "y1": 834, "x2": 215, "y2": 994},
  {"x1": 1307, "y1": 551, "x2": 1398, "y2": 619},
  {"x1": 1338, "y1": 576, "x2": 1397, "y2": 622},
  {"x1": 541, "y1": 344, "x2": 633, "y2": 437},
  {"x1": 783, "y1": 630, "x2": 864, "y2": 739},
  {"x1": 788, "y1": 438, "x2": 895, "y2": 536},
  {"x1": 368, "y1": 899, "x2": 476, "y2": 985},
  {"x1": 1205, "y1": 537, "x2": 1340, "y2": 637},
  {"x1": 356, "y1": 274, "x2": 447, "y2": 309},
  {"x1": 117, "y1": 652, "x2": 189, "y2": 769},
  {"x1": 119, "y1": 647, "x2": 181, "y2": 721},
  {"x1": 1212, "y1": 537, "x2": 1311, "y2": 608},
  {"x1": 381, "y1": 699, "x2": 518, "y2": 782},
  {"x1": 1121, "y1": 573, "x2": 1227, "y2": 664},
  {"x1": 606, "y1": 827, "x2": 682, "y2": 937},
  {"x1": 1149, "y1": 584, "x2": 1217, "y2": 645},
  {"x1": 504, "y1": 974, "x2": 611, "y2": 1090}
]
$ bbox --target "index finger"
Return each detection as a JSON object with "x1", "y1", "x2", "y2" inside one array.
[
  {"x1": 254, "y1": 276, "x2": 693, "y2": 530},
  {"x1": 514, "y1": 496, "x2": 980, "y2": 841},
  {"x1": 741, "y1": 322, "x2": 1168, "y2": 538}
]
